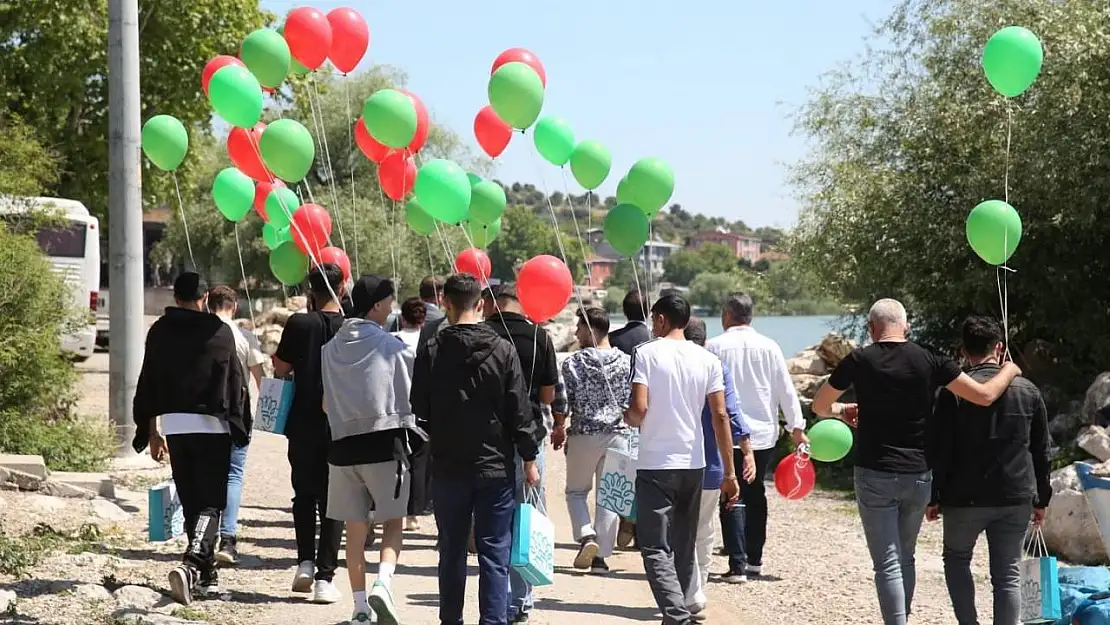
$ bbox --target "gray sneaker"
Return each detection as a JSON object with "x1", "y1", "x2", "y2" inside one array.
[{"x1": 368, "y1": 580, "x2": 399, "y2": 625}]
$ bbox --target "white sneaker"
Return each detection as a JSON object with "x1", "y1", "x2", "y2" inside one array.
[
  {"x1": 721, "y1": 569, "x2": 748, "y2": 584},
  {"x1": 292, "y1": 561, "x2": 315, "y2": 593},
  {"x1": 368, "y1": 580, "x2": 399, "y2": 625},
  {"x1": 349, "y1": 610, "x2": 376, "y2": 624},
  {"x1": 312, "y1": 580, "x2": 342, "y2": 604},
  {"x1": 745, "y1": 564, "x2": 763, "y2": 576}
]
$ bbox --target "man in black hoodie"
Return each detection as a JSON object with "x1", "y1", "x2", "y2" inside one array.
[
  {"x1": 133, "y1": 272, "x2": 250, "y2": 605},
  {"x1": 410, "y1": 273, "x2": 540, "y2": 625},
  {"x1": 928, "y1": 315, "x2": 1052, "y2": 625}
]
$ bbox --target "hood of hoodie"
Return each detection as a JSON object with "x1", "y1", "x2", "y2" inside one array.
[
  {"x1": 576, "y1": 346, "x2": 625, "y2": 374},
  {"x1": 327, "y1": 318, "x2": 400, "y2": 367},
  {"x1": 437, "y1": 323, "x2": 502, "y2": 368}
]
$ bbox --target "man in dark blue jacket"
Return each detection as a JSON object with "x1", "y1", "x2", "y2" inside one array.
[{"x1": 927, "y1": 315, "x2": 1052, "y2": 625}]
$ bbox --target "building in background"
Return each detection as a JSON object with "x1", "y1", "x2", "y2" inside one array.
[{"x1": 686, "y1": 228, "x2": 763, "y2": 264}]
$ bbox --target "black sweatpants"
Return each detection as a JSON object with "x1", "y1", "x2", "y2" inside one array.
[
  {"x1": 737, "y1": 448, "x2": 775, "y2": 567},
  {"x1": 287, "y1": 433, "x2": 341, "y2": 581},
  {"x1": 408, "y1": 444, "x2": 431, "y2": 516},
  {"x1": 166, "y1": 433, "x2": 232, "y2": 573}
]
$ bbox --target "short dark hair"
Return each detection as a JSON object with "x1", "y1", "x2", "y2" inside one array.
[
  {"x1": 622, "y1": 290, "x2": 646, "y2": 321},
  {"x1": 444, "y1": 274, "x2": 481, "y2": 311},
  {"x1": 723, "y1": 292, "x2": 754, "y2": 325},
  {"x1": 651, "y1": 293, "x2": 691, "y2": 329},
  {"x1": 207, "y1": 285, "x2": 238, "y2": 312},
  {"x1": 400, "y1": 296, "x2": 427, "y2": 326},
  {"x1": 962, "y1": 314, "x2": 1004, "y2": 358},
  {"x1": 308, "y1": 263, "x2": 344, "y2": 300},
  {"x1": 419, "y1": 275, "x2": 444, "y2": 301},
  {"x1": 576, "y1": 307, "x2": 610, "y2": 336},
  {"x1": 173, "y1": 272, "x2": 207, "y2": 302},
  {"x1": 684, "y1": 317, "x2": 708, "y2": 346},
  {"x1": 495, "y1": 282, "x2": 519, "y2": 302}
]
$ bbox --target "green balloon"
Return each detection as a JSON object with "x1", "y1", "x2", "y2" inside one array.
[
  {"x1": 626, "y1": 157, "x2": 675, "y2": 215},
  {"x1": 982, "y1": 26, "x2": 1043, "y2": 98},
  {"x1": 966, "y1": 200, "x2": 1022, "y2": 265},
  {"x1": 464, "y1": 218, "x2": 501, "y2": 249},
  {"x1": 488, "y1": 62, "x2": 544, "y2": 130},
  {"x1": 208, "y1": 65, "x2": 263, "y2": 129},
  {"x1": 362, "y1": 88, "x2": 417, "y2": 149},
  {"x1": 468, "y1": 176, "x2": 507, "y2": 225},
  {"x1": 616, "y1": 176, "x2": 637, "y2": 207},
  {"x1": 212, "y1": 168, "x2": 255, "y2": 222},
  {"x1": 291, "y1": 57, "x2": 311, "y2": 76},
  {"x1": 405, "y1": 198, "x2": 436, "y2": 236},
  {"x1": 569, "y1": 140, "x2": 611, "y2": 190},
  {"x1": 603, "y1": 203, "x2": 650, "y2": 257},
  {"x1": 259, "y1": 119, "x2": 315, "y2": 183},
  {"x1": 262, "y1": 222, "x2": 292, "y2": 250},
  {"x1": 808, "y1": 419, "x2": 853, "y2": 463},
  {"x1": 141, "y1": 115, "x2": 188, "y2": 171},
  {"x1": 240, "y1": 28, "x2": 290, "y2": 88},
  {"x1": 265, "y1": 187, "x2": 301, "y2": 229},
  {"x1": 533, "y1": 116, "x2": 575, "y2": 166},
  {"x1": 414, "y1": 159, "x2": 472, "y2": 224},
  {"x1": 270, "y1": 241, "x2": 309, "y2": 286}
]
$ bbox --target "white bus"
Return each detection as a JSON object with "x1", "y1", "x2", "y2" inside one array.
[{"x1": 0, "y1": 197, "x2": 100, "y2": 361}]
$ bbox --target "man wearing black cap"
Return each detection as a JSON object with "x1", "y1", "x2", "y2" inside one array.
[
  {"x1": 133, "y1": 272, "x2": 251, "y2": 605},
  {"x1": 321, "y1": 275, "x2": 423, "y2": 625}
]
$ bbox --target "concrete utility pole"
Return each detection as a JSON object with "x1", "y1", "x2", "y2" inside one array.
[{"x1": 107, "y1": 0, "x2": 143, "y2": 457}]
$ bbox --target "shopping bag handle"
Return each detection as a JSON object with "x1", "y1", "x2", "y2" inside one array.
[
  {"x1": 523, "y1": 484, "x2": 543, "y2": 508},
  {"x1": 1023, "y1": 525, "x2": 1049, "y2": 558}
]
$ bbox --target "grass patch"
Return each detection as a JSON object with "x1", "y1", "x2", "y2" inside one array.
[
  {"x1": 0, "y1": 523, "x2": 108, "y2": 577},
  {"x1": 172, "y1": 606, "x2": 208, "y2": 621},
  {"x1": 0, "y1": 412, "x2": 113, "y2": 472}
]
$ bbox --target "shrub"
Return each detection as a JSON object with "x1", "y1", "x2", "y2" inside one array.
[{"x1": 0, "y1": 409, "x2": 112, "y2": 472}]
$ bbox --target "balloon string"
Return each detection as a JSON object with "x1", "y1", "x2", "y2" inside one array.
[
  {"x1": 559, "y1": 168, "x2": 593, "y2": 285},
  {"x1": 425, "y1": 236, "x2": 437, "y2": 285},
  {"x1": 646, "y1": 223, "x2": 654, "y2": 300},
  {"x1": 432, "y1": 220, "x2": 457, "y2": 273},
  {"x1": 390, "y1": 199, "x2": 400, "y2": 289},
  {"x1": 629, "y1": 255, "x2": 649, "y2": 320},
  {"x1": 998, "y1": 101, "x2": 1015, "y2": 361},
  {"x1": 307, "y1": 75, "x2": 349, "y2": 256},
  {"x1": 170, "y1": 172, "x2": 196, "y2": 271},
  {"x1": 343, "y1": 76, "x2": 361, "y2": 277},
  {"x1": 1004, "y1": 102, "x2": 1012, "y2": 205},
  {"x1": 233, "y1": 222, "x2": 258, "y2": 331},
  {"x1": 300, "y1": 179, "x2": 340, "y2": 250}
]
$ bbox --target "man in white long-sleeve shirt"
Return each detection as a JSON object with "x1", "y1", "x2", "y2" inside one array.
[{"x1": 706, "y1": 292, "x2": 807, "y2": 577}]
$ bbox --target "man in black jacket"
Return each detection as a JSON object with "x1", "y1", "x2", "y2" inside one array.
[
  {"x1": 608, "y1": 289, "x2": 651, "y2": 356},
  {"x1": 927, "y1": 315, "x2": 1052, "y2": 625},
  {"x1": 133, "y1": 272, "x2": 250, "y2": 605},
  {"x1": 411, "y1": 273, "x2": 540, "y2": 625}
]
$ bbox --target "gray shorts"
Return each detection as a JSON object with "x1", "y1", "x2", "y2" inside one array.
[{"x1": 326, "y1": 461, "x2": 410, "y2": 523}]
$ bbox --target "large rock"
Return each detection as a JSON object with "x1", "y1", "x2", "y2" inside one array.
[
  {"x1": 1050, "y1": 401, "x2": 1085, "y2": 442},
  {"x1": 1083, "y1": 373, "x2": 1110, "y2": 424},
  {"x1": 1079, "y1": 426, "x2": 1110, "y2": 462},
  {"x1": 74, "y1": 583, "x2": 113, "y2": 602},
  {"x1": 544, "y1": 321, "x2": 578, "y2": 353},
  {"x1": 816, "y1": 333, "x2": 855, "y2": 368},
  {"x1": 1043, "y1": 464, "x2": 1107, "y2": 564},
  {"x1": 259, "y1": 306, "x2": 293, "y2": 327},
  {"x1": 258, "y1": 324, "x2": 283, "y2": 356},
  {"x1": 792, "y1": 374, "x2": 828, "y2": 398},
  {"x1": 111, "y1": 609, "x2": 208, "y2": 625},
  {"x1": 113, "y1": 585, "x2": 165, "y2": 610},
  {"x1": 286, "y1": 295, "x2": 307, "y2": 312},
  {"x1": 788, "y1": 350, "x2": 828, "y2": 376}
]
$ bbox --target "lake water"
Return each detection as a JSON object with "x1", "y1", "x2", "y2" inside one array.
[{"x1": 608, "y1": 314, "x2": 840, "y2": 358}]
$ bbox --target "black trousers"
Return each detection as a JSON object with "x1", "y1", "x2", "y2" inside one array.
[
  {"x1": 737, "y1": 447, "x2": 775, "y2": 567},
  {"x1": 407, "y1": 444, "x2": 431, "y2": 516},
  {"x1": 167, "y1": 433, "x2": 231, "y2": 573},
  {"x1": 287, "y1": 433, "x2": 341, "y2": 581}
]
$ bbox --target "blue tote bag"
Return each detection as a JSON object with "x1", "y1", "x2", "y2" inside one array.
[
  {"x1": 510, "y1": 486, "x2": 555, "y2": 586},
  {"x1": 1020, "y1": 526, "x2": 1062, "y2": 624}
]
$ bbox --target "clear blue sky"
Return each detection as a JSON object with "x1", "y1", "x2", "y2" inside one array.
[{"x1": 262, "y1": 0, "x2": 889, "y2": 228}]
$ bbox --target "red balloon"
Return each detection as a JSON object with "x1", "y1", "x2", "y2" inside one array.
[
  {"x1": 253, "y1": 180, "x2": 285, "y2": 221},
  {"x1": 455, "y1": 248, "x2": 492, "y2": 282},
  {"x1": 228, "y1": 123, "x2": 272, "y2": 182},
  {"x1": 283, "y1": 7, "x2": 332, "y2": 70},
  {"x1": 355, "y1": 117, "x2": 391, "y2": 163},
  {"x1": 491, "y1": 47, "x2": 546, "y2": 87},
  {"x1": 773, "y1": 452, "x2": 816, "y2": 501},
  {"x1": 202, "y1": 55, "x2": 244, "y2": 96},
  {"x1": 474, "y1": 106, "x2": 513, "y2": 158},
  {"x1": 378, "y1": 151, "x2": 417, "y2": 201},
  {"x1": 290, "y1": 204, "x2": 333, "y2": 259},
  {"x1": 517, "y1": 255, "x2": 573, "y2": 323},
  {"x1": 326, "y1": 7, "x2": 370, "y2": 74},
  {"x1": 317, "y1": 246, "x2": 351, "y2": 281},
  {"x1": 397, "y1": 89, "x2": 429, "y2": 154}
]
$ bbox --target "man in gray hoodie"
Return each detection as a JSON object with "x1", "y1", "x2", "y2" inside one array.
[{"x1": 321, "y1": 275, "x2": 423, "y2": 625}]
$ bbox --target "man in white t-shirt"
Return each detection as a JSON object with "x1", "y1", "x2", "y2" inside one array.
[
  {"x1": 625, "y1": 294, "x2": 740, "y2": 625},
  {"x1": 207, "y1": 286, "x2": 265, "y2": 568}
]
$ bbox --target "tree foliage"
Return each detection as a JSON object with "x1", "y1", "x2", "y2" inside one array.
[
  {"x1": 488, "y1": 205, "x2": 584, "y2": 283},
  {"x1": 663, "y1": 243, "x2": 739, "y2": 285},
  {"x1": 790, "y1": 0, "x2": 1110, "y2": 391},
  {"x1": 0, "y1": 114, "x2": 59, "y2": 196}
]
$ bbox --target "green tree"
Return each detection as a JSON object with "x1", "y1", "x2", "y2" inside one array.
[
  {"x1": 604, "y1": 258, "x2": 639, "y2": 291},
  {"x1": 488, "y1": 205, "x2": 583, "y2": 283},
  {"x1": 688, "y1": 271, "x2": 768, "y2": 314},
  {"x1": 0, "y1": 115, "x2": 59, "y2": 196},
  {"x1": 663, "y1": 243, "x2": 738, "y2": 285},
  {"x1": 790, "y1": 0, "x2": 1110, "y2": 390},
  {"x1": 0, "y1": 0, "x2": 271, "y2": 222}
]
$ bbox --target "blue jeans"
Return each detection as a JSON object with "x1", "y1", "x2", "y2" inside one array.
[
  {"x1": 509, "y1": 446, "x2": 546, "y2": 620},
  {"x1": 220, "y1": 443, "x2": 248, "y2": 537},
  {"x1": 942, "y1": 504, "x2": 1031, "y2": 625},
  {"x1": 719, "y1": 500, "x2": 747, "y2": 573},
  {"x1": 854, "y1": 467, "x2": 932, "y2": 625}
]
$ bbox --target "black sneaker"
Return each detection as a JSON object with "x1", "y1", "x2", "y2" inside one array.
[
  {"x1": 168, "y1": 564, "x2": 198, "y2": 605},
  {"x1": 511, "y1": 613, "x2": 530, "y2": 623},
  {"x1": 573, "y1": 536, "x2": 600, "y2": 569},
  {"x1": 215, "y1": 535, "x2": 238, "y2": 566},
  {"x1": 198, "y1": 567, "x2": 221, "y2": 598},
  {"x1": 589, "y1": 556, "x2": 609, "y2": 576}
]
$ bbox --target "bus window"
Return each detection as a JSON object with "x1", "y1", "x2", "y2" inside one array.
[{"x1": 35, "y1": 222, "x2": 87, "y2": 258}]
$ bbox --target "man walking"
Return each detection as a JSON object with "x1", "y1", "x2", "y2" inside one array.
[
  {"x1": 557, "y1": 307, "x2": 632, "y2": 575},
  {"x1": 813, "y1": 298, "x2": 1022, "y2": 625},
  {"x1": 322, "y1": 275, "x2": 422, "y2": 625},
  {"x1": 206, "y1": 286, "x2": 265, "y2": 567},
  {"x1": 132, "y1": 273, "x2": 251, "y2": 605},
  {"x1": 273, "y1": 264, "x2": 346, "y2": 603},
  {"x1": 625, "y1": 294, "x2": 739, "y2": 625},
  {"x1": 684, "y1": 317, "x2": 755, "y2": 608},
  {"x1": 928, "y1": 315, "x2": 1053, "y2": 625},
  {"x1": 609, "y1": 289, "x2": 650, "y2": 356},
  {"x1": 705, "y1": 292, "x2": 806, "y2": 578},
  {"x1": 411, "y1": 274, "x2": 542, "y2": 625}
]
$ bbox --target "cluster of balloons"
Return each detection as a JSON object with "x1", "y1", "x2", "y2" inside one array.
[
  {"x1": 356, "y1": 87, "x2": 429, "y2": 200},
  {"x1": 452, "y1": 247, "x2": 572, "y2": 324},
  {"x1": 602, "y1": 157, "x2": 676, "y2": 256},
  {"x1": 773, "y1": 419, "x2": 854, "y2": 500},
  {"x1": 962, "y1": 26, "x2": 1040, "y2": 267}
]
